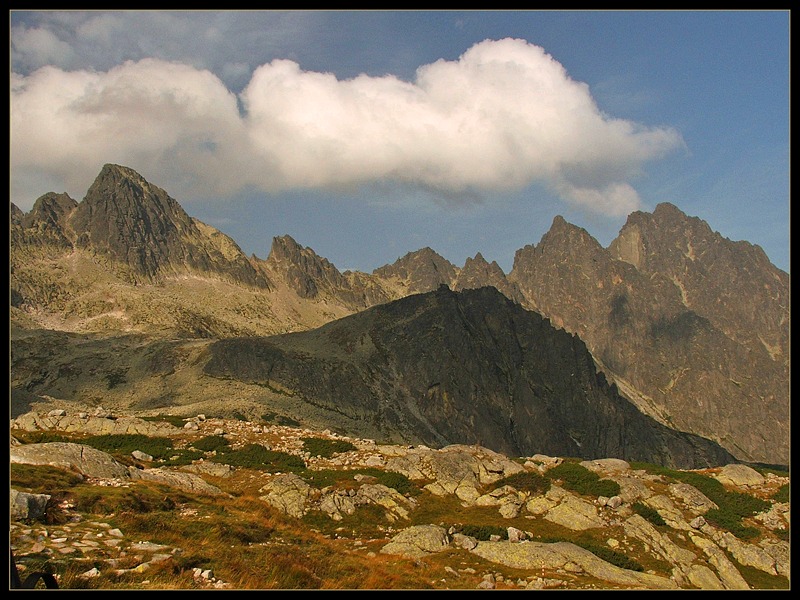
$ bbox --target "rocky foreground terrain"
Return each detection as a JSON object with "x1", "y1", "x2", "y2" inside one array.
[{"x1": 10, "y1": 410, "x2": 790, "y2": 590}]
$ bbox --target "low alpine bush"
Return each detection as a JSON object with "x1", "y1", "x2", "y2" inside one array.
[{"x1": 545, "y1": 462, "x2": 620, "y2": 497}]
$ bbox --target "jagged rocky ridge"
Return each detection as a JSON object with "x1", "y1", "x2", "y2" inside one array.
[{"x1": 9, "y1": 164, "x2": 790, "y2": 465}]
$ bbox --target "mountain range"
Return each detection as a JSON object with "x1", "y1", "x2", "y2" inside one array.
[{"x1": 9, "y1": 164, "x2": 790, "y2": 467}]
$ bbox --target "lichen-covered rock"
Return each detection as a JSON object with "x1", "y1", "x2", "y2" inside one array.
[
  {"x1": 544, "y1": 494, "x2": 605, "y2": 531},
  {"x1": 689, "y1": 534, "x2": 750, "y2": 589},
  {"x1": 580, "y1": 458, "x2": 630, "y2": 474},
  {"x1": 685, "y1": 564, "x2": 725, "y2": 590},
  {"x1": 644, "y1": 494, "x2": 692, "y2": 530},
  {"x1": 355, "y1": 483, "x2": 416, "y2": 521},
  {"x1": 615, "y1": 476, "x2": 654, "y2": 503},
  {"x1": 380, "y1": 525, "x2": 450, "y2": 559},
  {"x1": 712, "y1": 531, "x2": 781, "y2": 577},
  {"x1": 668, "y1": 482, "x2": 718, "y2": 514},
  {"x1": 622, "y1": 514, "x2": 696, "y2": 565},
  {"x1": 258, "y1": 473, "x2": 314, "y2": 518},
  {"x1": 10, "y1": 488, "x2": 51, "y2": 521},
  {"x1": 385, "y1": 444, "x2": 523, "y2": 504}
]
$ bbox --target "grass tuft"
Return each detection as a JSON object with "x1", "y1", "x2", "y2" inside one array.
[
  {"x1": 545, "y1": 462, "x2": 621, "y2": 497},
  {"x1": 301, "y1": 437, "x2": 357, "y2": 458},
  {"x1": 212, "y1": 443, "x2": 306, "y2": 472}
]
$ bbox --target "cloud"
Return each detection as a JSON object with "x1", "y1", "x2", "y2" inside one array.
[
  {"x1": 10, "y1": 24, "x2": 76, "y2": 71},
  {"x1": 11, "y1": 37, "x2": 683, "y2": 216}
]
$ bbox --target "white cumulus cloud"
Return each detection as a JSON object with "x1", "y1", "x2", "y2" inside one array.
[{"x1": 11, "y1": 38, "x2": 683, "y2": 216}]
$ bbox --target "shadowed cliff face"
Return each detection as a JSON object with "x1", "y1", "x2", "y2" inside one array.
[
  {"x1": 509, "y1": 211, "x2": 789, "y2": 465},
  {"x1": 68, "y1": 163, "x2": 198, "y2": 279},
  {"x1": 204, "y1": 286, "x2": 735, "y2": 469}
]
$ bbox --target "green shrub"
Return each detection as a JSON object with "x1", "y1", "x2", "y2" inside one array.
[
  {"x1": 629, "y1": 467, "x2": 772, "y2": 539},
  {"x1": 628, "y1": 461, "x2": 675, "y2": 476},
  {"x1": 492, "y1": 471, "x2": 550, "y2": 495},
  {"x1": 261, "y1": 413, "x2": 301, "y2": 427},
  {"x1": 141, "y1": 414, "x2": 187, "y2": 428},
  {"x1": 772, "y1": 483, "x2": 789, "y2": 503},
  {"x1": 704, "y1": 507, "x2": 761, "y2": 540},
  {"x1": 545, "y1": 462, "x2": 621, "y2": 497},
  {"x1": 213, "y1": 444, "x2": 306, "y2": 472},
  {"x1": 299, "y1": 468, "x2": 417, "y2": 496},
  {"x1": 632, "y1": 502, "x2": 667, "y2": 527},
  {"x1": 576, "y1": 541, "x2": 643, "y2": 572},
  {"x1": 459, "y1": 524, "x2": 508, "y2": 541},
  {"x1": 373, "y1": 471, "x2": 417, "y2": 496},
  {"x1": 301, "y1": 469, "x2": 350, "y2": 489},
  {"x1": 721, "y1": 490, "x2": 771, "y2": 519},
  {"x1": 671, "y1": 472, "x2": 769, "y2": 517},
  {"x1": 161, "y1": 448, "x2": 206, "y2": 466},
  {"x1": 671, "y1": 471, "x2": 725, "y2": 498},
  {"x1": 81, "y1": 434, "x2": 175, "y2": 459},
  {"x1": 301, "y1": 437, "x2": 357, "y2": 458},
  {"x1": 192, "y1": 435, "x2": 230, "y2": 452}
]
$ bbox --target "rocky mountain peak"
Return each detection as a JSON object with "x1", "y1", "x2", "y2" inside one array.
[
  {"x1": 268, "y1": 234, "x2": 301, "y2": 257},
  {"x1": 541, "y1": 215, "x2": 604, "y2": 254},
  {"x1": 454, "y1": 253, "x2": 524, "y2": 303},
  {"x1": 22, "y1": 192, "x2": 78, "y2": 230},
  {"x1": 11, "y1": 164, "x2": 270, "y2": 289},
  {"x1": 66, "y1": 164, "x2": 195, "y2": 279},
  {"x1": 10, "y1": 203, "x2": 25, "y2": 225},
  {"x1": 14, "y1": 193, "x2": 79, "y2": 250},
  {"x1": 265, "y1": 235, "x2": 347, "y2": 299},
  {"x1": 373, "y1": 247, "x2": 458, "y2": 294},
  {"x1": 609, "y1": 200, "x2": 789, "y2": 364},
  {"x1": 508, "y1": 204, "x2": 789, "y2": 465}
]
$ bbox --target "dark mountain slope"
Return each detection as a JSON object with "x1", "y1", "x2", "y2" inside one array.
[{"x1": 204, "y1": 286, "x2": 734, "y2": 469}]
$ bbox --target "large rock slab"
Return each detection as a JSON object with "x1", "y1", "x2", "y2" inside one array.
[
  {"x1": 544, "y1": 494, "x2": 606, "y2": 531},
  {"x1": 471, "y1": 540, "x2": 677, "y2": 589},
  {"x1": 689, "y1": 534, "x2": 750, "y2": 589},
  {"x1": 623, "y1": 514, "x2": 696, "y2": 566},
  {"x1": 129, "y1": 467, "x2": 225, "y2": 496},
  {"x1": 11, "y1": 411, "x2": 182, "y2": 437},
  {"x1": 10, "y1": 442, "x2": 130, "y2": 479},
  {"x1": 713, "y1": 464, "x2": 766, "y2": 487}
]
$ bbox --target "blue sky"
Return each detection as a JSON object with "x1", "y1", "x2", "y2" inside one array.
[{"x1": 10, "y1": 10, "x2": 790, "y2": 273}]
